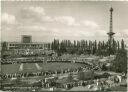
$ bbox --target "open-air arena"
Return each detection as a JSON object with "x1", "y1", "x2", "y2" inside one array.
[{"x1": 1, "y1": 1, "x2": 128, "y2": 92}]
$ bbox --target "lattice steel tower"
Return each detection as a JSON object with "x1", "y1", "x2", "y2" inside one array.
[{"x1": 107, "y1": 7, "x2": 115, "y2": 44}]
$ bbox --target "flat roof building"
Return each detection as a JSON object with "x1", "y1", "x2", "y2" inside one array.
[
  {"x1": 1, "y1": 35, "x2": 51, "y2": 50},
  {"x1": 22, "y1": 35, "x2": 32, "y2": 43}
]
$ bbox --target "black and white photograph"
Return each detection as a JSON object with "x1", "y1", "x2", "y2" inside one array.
[{"x1": 0, "y1": 0, "x2": 128, "y2": 91}]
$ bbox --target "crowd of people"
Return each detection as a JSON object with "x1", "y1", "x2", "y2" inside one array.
[
  {"x1": 2, "y1": 72, "x2": 125, "y2": 91},
  {"x1": 1, "y1": 66, "x2": 80, "y2": 79},
  {"x1": 1, "y1": 54, "x2": 102, "y2": 71},
  {"x1": 33, "y1": 72, "x2": 126, "y2": 91}
]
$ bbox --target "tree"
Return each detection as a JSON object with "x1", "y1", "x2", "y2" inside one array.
[
  {"x1": 102, "y1": 64, "x2": 107, "y2": 71},
  {"x1": 117, "y1": 41, "x2": 120, "y2": 50},
  {"x1": 121, "y1": 39, "x2": 125, "y2": 50},
  {"x1": 112, "y1": 49, "x2": 127, "y2": 73},
  {"x1": 51, "y1": 39, "x2": 123, "y2": 57},
  {"x1": 59, "y1": 40, "x2": 67, "y2": 54},
  {"x1": 67, "y1": 73, "x2": 73, "y2": 82},
  {"x1": 97, "y1": 41, "x2": 102, "y2": 56},
  {"x1": 112, "y1": 39, "x2": 117, "y2": 54},
  {"x1": 1, "y1": 42, "x2": 7, "y2": 51},
  {"x1": 52, "y1": 39, "x2": 60, "y2": 52},
  {"x1": 1, "y1": 42, "x2": 8, "y2": 58},
  {"x1": 93, "y1": 40, "x2": 97, "y2": 54},
  {"x1": 73, "y1": 40, "x2": 76, "y2": 47}
]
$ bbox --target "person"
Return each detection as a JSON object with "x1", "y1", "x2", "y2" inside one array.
[
  {"x1": 50, "y1": 87, "x2": 54, "y2": 91},
  {"x1": 82, "y1": 81, "x2": 85, "y2": 86},
  {"x1": 100, "y1": 81, "x2": 104, "y2": 91},
  {"x1": 117, "y1": 75, "x2": 122, "y2": 83},
  {"x1": 93, "y1": 85, "x2": 99, "y2": 91},
  {"x1": 114, "y1": 76, "x2": 119, "y2": 84},
  {"x1": 96, "y1": 79, "x2": 99, "y2": 86},
  {"x1": 121, "y1": 72, "x2": 126, "y2": 80},
  {"x1": 88, "y1": 85, "x2": 91, "y2": 89}
]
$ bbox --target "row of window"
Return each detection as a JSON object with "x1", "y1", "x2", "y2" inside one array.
[
  {"x1": 8, "y1": 47, "x2": 50, "y2": 50},
  {"x1": 9, "y1": 44, "x2": 50, "y2": 47},
  {"x1": 7, "y1": 44, "x2": 51, "y2": 50}
]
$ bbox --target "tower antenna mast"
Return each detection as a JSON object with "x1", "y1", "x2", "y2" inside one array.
[
  {"x1": 107, "y1": 7, "x2": 115, "y2": 43},
  {"x1": 107, "y1": 7, "x2": 115, "y2": 55}
]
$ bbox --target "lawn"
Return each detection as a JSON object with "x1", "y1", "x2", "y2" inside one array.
[
  {"x1": 107, "y1": 85, "x2": 127, "y2": 91},
  {"x1": 38, "y1": 62, "x2": 85, "y2": 71},
  {"x1": 1, "y1": 62, "x2": 86, "y2": 74}
]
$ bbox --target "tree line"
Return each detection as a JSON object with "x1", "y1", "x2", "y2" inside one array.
[{"x1": 51, "y1": 39, "x2": 126, "y2": 56}]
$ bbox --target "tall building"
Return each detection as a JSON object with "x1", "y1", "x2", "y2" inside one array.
[
  {"x1": 107, "y1": 7, "x2": 115, "y2": 44},
  {"x1": 22, "y1": 35, "x2": 32, "y2": 43}
]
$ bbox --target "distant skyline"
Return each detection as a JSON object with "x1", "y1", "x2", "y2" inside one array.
[{"x1": 1, "y1": 1, "x2": 128, "y2": 43}]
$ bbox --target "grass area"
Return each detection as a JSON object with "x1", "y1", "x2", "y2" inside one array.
[
  {"x1": 1, "y1": 64, "x2": 21, "y2": 74},
  {"x1": 38, "y1": 62, "x2": 85, "y2": 71},
  {"x1": 1, "y1": 62, "x2": 85, "y2": 74},
  {"x1": 107, "y1": 85, "x2": 127, "y2": 91}
]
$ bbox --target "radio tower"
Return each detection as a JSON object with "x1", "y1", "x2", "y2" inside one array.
[{"x1": 107, "y1": 7, "x2": 115, "y2": 47}]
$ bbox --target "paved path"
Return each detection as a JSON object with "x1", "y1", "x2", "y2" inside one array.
[
  {"x1": 35, "y1": 63, "x2": 42, "y2": 70},
  {"x1": 19, "y1": 63, "x2": 23, "y2": 71}
]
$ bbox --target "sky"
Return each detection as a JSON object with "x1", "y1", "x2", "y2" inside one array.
[{"x1": 1, "y1": 1, "x2": 128, "y2": 44}]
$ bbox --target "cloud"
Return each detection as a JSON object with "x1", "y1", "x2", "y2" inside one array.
[
  {"x1": 83, "y1": 20, "x2": 99, "y2": 28},
  {"x1": 19, "y1": 6, "x2": 55, "y2": 23},
  {"x1": 41, "y1": 16, "x2": 54, "y2": 22},
  {"x1": 48, "y1": 20, "x2": 103, "y2": 39},
  {"x1": 54, "y1": 16, "x2": 80, "y2": 26},
  {"x1": 49, "y1": 27, "x2": 106, "y2": 41},
  {"x1": 1, "y1": 13, "x2": 16, "y2": 24},
  {"x1": 19, "y1": 6, "x2": 49, "y2": 22},
  {"x1": 115, "y1": 29, "x2": 128, "y2": 39},
  {"x1": 94, "y1": 30, "x2": 107, "y2": 36},
  {"x1": 19, "y1": 7, "x2": 80, "y2": 26},
  {"x1": 121, "y1": 29, "x2": 128, "y2": 38},
  {"x1": 28, "y1": 6, "x2": 45, "y2": 15},
  {"x1": 22, "y1": 6, "x2": 46, "y2": 18},
  {"x1": 18, "y1": 25, "x2": 47, "y2": 31}
]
